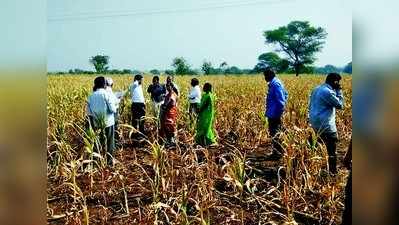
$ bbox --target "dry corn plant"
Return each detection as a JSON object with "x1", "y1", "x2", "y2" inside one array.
[{"x1": 47, "y1": 74, "x2": 352, "y2": 225}]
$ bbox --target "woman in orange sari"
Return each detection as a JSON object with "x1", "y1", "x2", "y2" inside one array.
[{"x1": 159, "y1": 83, "x2": 178, "y2": 147}]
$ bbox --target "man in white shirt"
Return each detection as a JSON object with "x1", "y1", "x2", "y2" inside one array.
[
  {"x1": 188, "y1": 78, "x2": 201, "y2": 122},
  {"x1": 130, "y1": 74, "x2": 146, "y2": 138},
  {"x1": 105, "y1": 77, "x2": 122, "y2": 139},
  {"x1": 87, "y1": 76, "x2": 117, "y2": 165}
]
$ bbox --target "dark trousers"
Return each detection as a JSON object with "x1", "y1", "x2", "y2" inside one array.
[
  {"x1": 189, "y1": 103, "x2": 200, "y2": 126},
  {"x1": 87, "y1": 116, "x2": 115, "y2": 165},
  {"x1": 102, "y1": 125, "x2": 115, "y2": 164},
  {"x1": 189, "y1": 103, "x2": 200, "y2": 115},
  {"x1": 341, "y1": 170, "x2": 352, "y2": 224},
  {"x1": 319, "y1": 132, "x2": 338, "y2": 174},
  {"x1": 131, "y1": 102, "x2": 146, "y2": 136},
  {"x1": 268, "y1": 117, "x2": 283, "y2": 154}
]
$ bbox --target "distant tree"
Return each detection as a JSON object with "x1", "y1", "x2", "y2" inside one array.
[
  {"x1": 264, "y1": 21, "x2": 327, "y2": 76},
  {"x1": 343, "y1": 62, "x2": 352, "y2": 74},
  {"x1": 219, "y1": 61, "x2": 228, "y2": 73},
  {"x1": 314, "y1": 64, "x2": 342, "y2": 74},
  {"x1": 73, "y1": 68, "x2": 84, "y2": 74},
  {"x1": 109, "y1": 69, "x2": 122, "y2": 74},
  {"x1": 122, "y1": 69, "x2": 132, "y2": 74},
  {"x1": 202, "y1": 61, "x2": 213, "y2": 75},
  {"x1": 89, "y1": 55, "x2": 110, "y2": 74},
  {"x1": 188, "y1": 69, "x2": 199, "y2": 75},
  {"x1": 324, "y1": 64, "x2": 340, "y2": 73},
  {"x1": 165, "y1": 70, "x2": 175, "y2": 75},
  {"x1": 130, "y1": 70, "x2": 141, "y2": 74},
  {"x1": 172, "y1": 57, "x2": 191, "y2": 75},
  {"x1": 225, "y1": 66, "x2": 243, "y2": 74},
  {"x1": 258, "y1": 52, "x2": 290, "y2": 73},
  {"x1": 210, "y1": 68, "x2": 223, "y2": 75},
  {"x1": 150, "y1": 69, "x2": 160, "y2": 75},
  {"x1": 258, "y1": 52, "x2": 281, "y2": 69}
]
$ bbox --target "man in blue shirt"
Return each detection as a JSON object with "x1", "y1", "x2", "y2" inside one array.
[
  {"x1": 147, "y1": 75, "x2": 166, "y2": 122},
  {"x1": 259, "y1": 62, "x2": 288, "y2": 159},
  {"x1": 309, "y1": 73, "x2": 344, "y2": 174}
]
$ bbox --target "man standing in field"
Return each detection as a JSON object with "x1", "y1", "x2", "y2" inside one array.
[
  {"x1": 259, "y1": 61, "x2": 288, "y2": 159},
  {"x1": 130, "y1": 74, "x2": 146, "y2": 139},
  {"x1": 87, "y1": 76, "x2": 118, "y2": 165},
  {"x1": 309, "y1": 73, "x2": 344, "y2": 175},
  {"x1": 147, "y1": 76, "x2": 166, "y2": 123},
  {"x1": 105, "y1": 78, "x2": 121, "y2": 135}
]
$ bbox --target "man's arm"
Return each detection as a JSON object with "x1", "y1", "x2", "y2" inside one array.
[
  {"x1": 105, "y1": 93, "x2": 117, "y2": 114},
  {"x1": 272, "y1": 84, "x2": 287, "y2": 117},
  {"x1": 322, "y1": 89, "x2": 344, "y2": 109}
]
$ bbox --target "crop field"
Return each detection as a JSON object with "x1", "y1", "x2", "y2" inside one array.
[{"x1": 47, "y1": 74, "x2": 352, "y2": 225}]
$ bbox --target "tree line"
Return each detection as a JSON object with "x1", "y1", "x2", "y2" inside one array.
[{"x1": 48, "y1": 21, "x2": 352, "y2": 76}]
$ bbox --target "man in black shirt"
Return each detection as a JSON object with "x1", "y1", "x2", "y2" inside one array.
[{"x1": 147, "y1": 76, "x2": 166, "y2": 124}]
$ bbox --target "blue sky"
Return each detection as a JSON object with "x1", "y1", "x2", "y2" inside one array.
[{"x1": 47, "y1": 0, "x2": 352, "y2": 72}]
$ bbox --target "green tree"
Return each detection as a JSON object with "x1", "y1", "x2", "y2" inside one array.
[
  {"x1": 122, "y1": 69, "x2": 132, "y2": 74},
  {"x1": 225, "y1": 66, "x2": 243, "y2": 74},
  {"x1": 150, "y1": 69, "x2": 160, "y2": 75},
  {"x1": 219, "y1": 61, "x2": 228, "y2": 73},
  {"x1": 343, "y1": 62, "x2": 352, "y2": 74},
  {"x1": 172, "y1": 57, "x2": 191, "y2": 75},
  {"x1": 165, "y1": 70, "x2": 175, "y2": 75},
  {"x1": 258, "y1": 52, "x2": 289, "y2": 73},
  {"x1": 202, "y1": 61, "x2": 213, "y2": 75},
  {"x1": 264, "y1": 21, "x2": 327, "y2": 76},
  {"x1": 89, "y1": 55, "x2": 110, "y2": 74}
]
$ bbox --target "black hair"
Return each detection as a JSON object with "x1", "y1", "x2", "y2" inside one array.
[
  {"x1": 263, "y1": 67, "x2": 275, "y2": 76},
  {"x1": 153, "y1": 76, "x2": 159, "y2": 82},
  {"x1": 93, "y1": 76, "x2": 106, "y2": 91},
  {"x1": 326, "y1": 73, "x2": 342, "y2": 84},
  {"x1": 134, "y1": 74, "x2": 143, "y2": 81},
  {"x1": 166, "y1": 75, "x2": 173, "y2": 83},
  {"x1": 203, "y1": 82, "x2": 212, "y2": 93},
  {"x1": 191, "y1": 78, "x2": 199, "y2": 87}
]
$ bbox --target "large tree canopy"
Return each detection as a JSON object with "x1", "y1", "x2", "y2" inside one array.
[
  {"x1": 264, "y1": 21, "x2": 327, "y2": 76},
  {"x1": 89, "y1": 55, "x2": 110, "y2": 74},
  {"x1": 258, "y1": 52, "x2": 289, "y2": 73}
]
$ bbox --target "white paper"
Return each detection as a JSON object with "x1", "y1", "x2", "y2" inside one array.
[{"x1": 115, "y1": 90, "x2": 127, "y2": 99}]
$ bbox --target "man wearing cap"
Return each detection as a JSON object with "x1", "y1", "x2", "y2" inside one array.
[
  {"x1": 130, "y1": 74, "x2": 146, "y2": 139},
  {"x1": 105, "y1": 78, "x2": 122, "y2": 132},
  {"x1": 258, "y1": 60, "x2": 289, "y2": 159},
  {"x1": 309, "y1": 73, "x2": 344, "y2": 175}
]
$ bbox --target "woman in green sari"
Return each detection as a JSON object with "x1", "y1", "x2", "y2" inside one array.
[{"x1": 195, "y1": 83, "x2": 217, "y2": 146}]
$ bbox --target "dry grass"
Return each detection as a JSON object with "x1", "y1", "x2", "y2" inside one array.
[{"x1": 47, "y1": 74, "x2": 352, "y2": 225}]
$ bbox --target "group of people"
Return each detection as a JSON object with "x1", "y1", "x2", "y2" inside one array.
[
  {"x1": 86, "y1": 74, "x2": 217, "y2": 164},
  {"x1": 86, "y1": 62, "x2": 346, "y2": 176}
]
